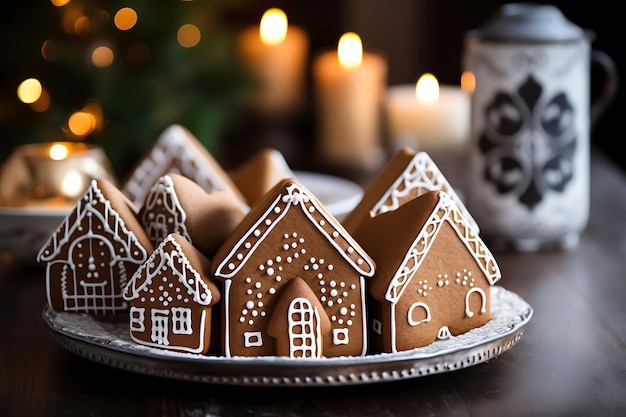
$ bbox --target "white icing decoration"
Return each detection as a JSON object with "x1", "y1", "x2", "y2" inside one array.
[
  {"x1": 369, "y1": 151, "x2": 479, "y2": 233},
  {"x1": 465, "y1": 287, "x2": 487, "y2": 318},
  {"x1": 407, "y1": 302, "x2": 431, "y2": 326},
  {"x1": 120, "y1": 124, "x2": 245, "y2": 209},
  {"x1": 384, "y1": 192, "x2": 500, "y2": 304},
  {"x1": 141, "y1": 175, "x2": 191, "y2": 246},
  {"x1": 287, "y1": 298, "x2": 322, "y2": 358},
  {"x1": 437, "y1": 326, "x2": 451, "y2": 340},
  {"x1": 38, "y1": 179, "x2": 149, "y2": 315},
  {"x1": 244, "y1": 332, "x2": 263, "y2": 347},
  {"x1": 333, "y1": 328, "x2": 349, "y2": 345}
]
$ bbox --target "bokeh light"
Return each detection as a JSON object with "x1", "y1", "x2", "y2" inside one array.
[
  {"x1": 49, "y1": 143, "x2": 69, "y2": 160},
  {"x1": 177, "y1": 24, "x2": 201, "y2": 48},
  {"x1": 461, "y1": 70, "x2": 476, "y2": 94},
  {"x1": 114, "y1": 7, "x2": 137, "y2": 31},
  {"x1": 17, "y1": 78, "x2": 43, "y2": 104},
  {"x1": 91, "y1": 46, "x2": 114, "y2": 67}
]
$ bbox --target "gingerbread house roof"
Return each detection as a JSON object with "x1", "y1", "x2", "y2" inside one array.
[
  {"x1": 121, "y1": 124, "x2": 246, "y2": 208},
  {"x1": 140, "y1": 174, "x2": 191, "y2": 244},
  {"x1": 230, "y1": 148, "x2": 296, "y2": 206},
  {"x1": 123, "y1": 233, "x2": 219, "y2": 306},
  {"x1": 37, "y1": 178, "x2": 150, "y2": 264},
  {"x1": 343, "y1": 147, "x2": 478, "y2": 234},
  {"x1": 213, "y1": 178, "x2": 375, "y2": 279},
  {"x1": 353, "y1": 190, "x2": 500, "y2": 304}
]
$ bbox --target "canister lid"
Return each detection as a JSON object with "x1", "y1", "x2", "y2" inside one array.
[{"x1": 468, "y1": 3, "x2": 584, "y2": 42}]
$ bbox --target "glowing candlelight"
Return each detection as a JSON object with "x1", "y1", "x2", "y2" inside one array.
[
  {"x1": 312, "y1": 32, "x2": 387, "y2": 169},
  {"x1": 338, "y1": 32, "x2": 363, "y2": 69},
  {"x1": 416, "y1": 73, "x2": 439, "y2": 105},
  {"x1": 0, "y1": 142, "x2": 116, "y2": 208},
  {"x1": 260, "y1": 8, "x2": 288, "y2": 45},
  {"x1": 386, "y1": 73, "x2": 471, "y2": 155},
  {"x1": 237, "y1": 8, "x2": 309, "y2": 116}
]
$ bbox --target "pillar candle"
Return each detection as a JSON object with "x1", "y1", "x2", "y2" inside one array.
[
  {"x1": 237, "y1": 8, "x2": 309, "y2": 117},
  {"x1": 312, "y1": 32, "x2": 387, "y2": 170},
  {"x1": 386, "y1": 73, "x2": 471, "y2": 155}
]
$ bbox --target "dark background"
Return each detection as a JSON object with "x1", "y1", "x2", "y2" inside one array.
[{"x1": 1, "y1": 1, "x2": 623, "y2": 174}]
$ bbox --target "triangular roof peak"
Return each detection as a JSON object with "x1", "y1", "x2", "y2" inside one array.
[
  {"x1": 123, "y1": 233, "x2": 217, "y2": 306},
  {"x1": 213, "y1": 179, "x2": 375, "y2": 279},
  {"x1": 385, "y1": 191, "x2": 499, "y2": 303},
  {"x1": 343, "y1": 147, "x2": 479, "y2": 234},
  {"x1": 121, "y1": 124, "x2": 246, "y2": 207},
  {"x1": 37, "y1": 179, "x2": 148, "y2": 264},
  {"x1": 374, "y1": 150, "x2": 478, "y2": 232}
]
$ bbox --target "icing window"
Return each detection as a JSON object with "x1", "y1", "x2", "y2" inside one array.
[
  {"x1": 333, "y1": 328, "x2": 349, "y2": 345},
  {"x1": 129, "y1": 307, "x2": 145, "y2": 332},
  {"x1": 407, "y1": 302, "x2": 431, "y2": 326},
  {"x1": 151, "y1": 309, "x2": 170, "y2": 346},
  {"x1": 244, "y1": 331, "x2": 263, "y2": 347},
  {"x1": 171, "y1": 307, "x2": 193, "y2": 334},
  {"x1": 372, "y1": 319, "x2": 382, "y2": 335}
]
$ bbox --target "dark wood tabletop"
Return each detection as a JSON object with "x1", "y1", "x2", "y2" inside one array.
[{"x1": 2, "y1": 146, "x2": 626, "y2": 417}]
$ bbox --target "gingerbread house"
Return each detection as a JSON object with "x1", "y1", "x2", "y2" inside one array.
[
  {"x1": 123, "y1": 233, "x2": 220, "y2": 354},
  {"x1": 342, "y1": 147, "x2": 478, "y2": 234},
  {"x1": 37, "y1": 179, "x2": 153, "y2": 315},
  {"x1": 352, "y1": 190, "x2": 501, "y2": 353},
  {"x1": 139, "y1": 173, "x2": 245, "y2": 259},
  {"x1": 212, "y1": 178, "x2": 375, "y2": 358},
  {"x1": 121, "y1": 124, "x2": 246, "y2": 208}
]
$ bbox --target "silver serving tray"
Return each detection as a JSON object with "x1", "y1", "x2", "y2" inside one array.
[{"x1": 43, "y1": 286, "x2": 532, "y2": 387}]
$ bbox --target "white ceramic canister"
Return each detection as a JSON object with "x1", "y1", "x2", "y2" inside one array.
[{"x1": 462, "y1": 3, "x2": 618, "y2": 251}]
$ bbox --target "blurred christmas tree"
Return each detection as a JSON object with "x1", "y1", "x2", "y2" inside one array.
[{"x1": 0, "y1": 0, "x2": 255, "y2": 179}]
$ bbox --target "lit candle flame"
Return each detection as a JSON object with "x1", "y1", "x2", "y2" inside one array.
[
  {"x1": 49, "y1": 143, "x2": 69, "y2": 161},
  {"x1": 415, "y1": 73, "x2": 439, "y2": 105},
  {"x1": 260, "y1": 8, "x2": 288, "y2": 46},
  {"x1": 338, "y1": 32, "x2": 362, "y2": 69}
]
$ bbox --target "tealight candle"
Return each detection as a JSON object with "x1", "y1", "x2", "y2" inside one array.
[
  {"x1": 385, "y1": 73, "x2": 471, "y2": 155},
  {"x1": 237, "y1": 8, "x2": 309, "y2": 117},
  {"x1": 0, "y1": 142, "x2": 116, "y2": 208},
  {"x1": 312, "y1": 32, "x2": 387, "y2": 170}
]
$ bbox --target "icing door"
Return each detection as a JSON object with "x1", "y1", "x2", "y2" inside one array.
[{"x1": 288, "y1": 298, "x2": 321, "y2": 358}]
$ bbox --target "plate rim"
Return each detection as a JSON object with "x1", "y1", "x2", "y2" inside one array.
[{"x1": 42, "y1": 286, "x2": 533, "y2": 387}]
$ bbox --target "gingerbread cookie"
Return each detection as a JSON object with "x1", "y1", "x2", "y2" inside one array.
[
  {"x1": 123, "y1": 233, "x2": 221, "y2": 354},
  {"x1": 352, "y1": 190, "x2": 501, "y2": 353},
  {"x1": 342, "y1": 147, "x2": 478, "y2": 234},
  {"x1": 37, "y1": 178, "x2": 153, "y2": 315},
  {"x1": 139, "y1": 173, "x2": 246, "y2": 259},
  {"x1": 212, "y1": 178, "x2": 375, "y2": 358},
  {"x1": 121, "y1": 124, "x2": 246, "y2": 208}
]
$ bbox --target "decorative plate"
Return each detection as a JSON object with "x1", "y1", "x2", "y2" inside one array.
[{"x1": 43, "y1": 286, "x2": 532, "y2": 387}]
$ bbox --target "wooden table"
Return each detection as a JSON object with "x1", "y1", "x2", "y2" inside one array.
[{"x1": 2, "y1": 147, "x2": 626, "y2": 417}]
